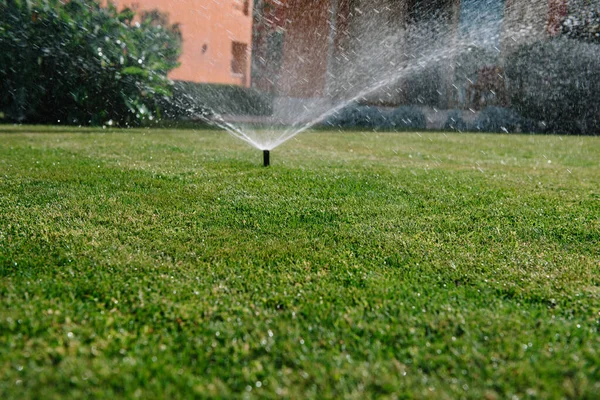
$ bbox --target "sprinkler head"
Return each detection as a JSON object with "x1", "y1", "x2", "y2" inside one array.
[{"x1": 263, "y1": 150, "x2": 270, "y2": 167}]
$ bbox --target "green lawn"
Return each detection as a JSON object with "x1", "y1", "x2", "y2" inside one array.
[{"x1": 1, "y1": 125, "x2": 599, "y2": 399}]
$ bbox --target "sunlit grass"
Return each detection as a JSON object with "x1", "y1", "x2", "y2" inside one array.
[{"x1": 1, "y1": 125, "x2": 599, "y2": 399}]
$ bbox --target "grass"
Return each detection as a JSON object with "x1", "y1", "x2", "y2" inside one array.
[{"x1": 0, "y1": 125, "x2": 599, "y2": 399}]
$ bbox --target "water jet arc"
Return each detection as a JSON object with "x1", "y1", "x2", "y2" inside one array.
[{"x1": 263, "y1": 150, "x2": 270, "y2": 167}]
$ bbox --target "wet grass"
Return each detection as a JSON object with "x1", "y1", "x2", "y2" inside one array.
[{"x1": 1, "y1": 125, "x2": 599, "y2": 399}]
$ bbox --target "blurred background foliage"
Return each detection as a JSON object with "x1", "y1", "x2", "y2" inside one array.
[
  {"x1": 562, "y1": 0, "x2": 599, "y2": 43},
  {"x1": 0, "y1": 0, "x2": 181, "y2": 126},
  {"x1": 0, "y1": 0, "x2": 598, "y2": 133},
  {"x1": 504, "y1": 37, "x2": 600, "y2": 135}
]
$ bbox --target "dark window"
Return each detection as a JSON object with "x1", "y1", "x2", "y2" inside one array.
[
  {"x1": 234, "y1": 0, "x2": 250, "y2": 16},
  {"x1": 231, "y1": 42, "x2": 248, "y2": 84}
]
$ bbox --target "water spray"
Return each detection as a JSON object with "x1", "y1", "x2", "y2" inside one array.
[{"x1": 177, "y1": 15, "x2": 539, "y2": 155}]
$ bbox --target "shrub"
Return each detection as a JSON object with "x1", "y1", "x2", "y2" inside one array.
[
  {"x1": 0, "y1": 0, "x2": 181, "y2": 126},
  {"x1": 401, "y1": 66, "x2": 446, "y2": 108},
  {"x1": 472, "y1": 106, "x2": 526, "y2": 133},
  {"x1": 324, "y1": 104, "x2": 426, "y2": 131},
  {"x1": 170, "y1": 82, "x2": 273, "y2": 118},
  {"x1": 323, "y1": 105, "x2": 391, "y2": 130},
  {"x1": 387, "y1": 106, "x2": 426, "y2": 130},
  {"x1": 443, "y1": 110, "x2": 469, "y2": 132},
  {"x1": 504, "y1": 37, "x2": 600, "y2": 135},
  {"x1": 561, "y1": 2, "x2": 600, "y2": 44}
]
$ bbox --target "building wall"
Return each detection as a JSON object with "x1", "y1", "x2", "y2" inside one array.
[
  {"x1": 253, "y1": 0, "x2": 567, "y2": 101},
  {"x1": 277, "y1": 0, "x2": 331, "y2": 98},
  {"x1": 110, "y1": 0, "x2": 254, "y2": 86},
  {"x1": 251, "y1": 0, "x2": 335, "y2": 98},
  {"x1": 251, "y1": 0, "x2": 288, "y2": 93},
  {"x1": 253, "y1": 0, "x2": 460, "y2": 102}
]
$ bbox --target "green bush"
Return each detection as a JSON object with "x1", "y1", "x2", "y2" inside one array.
[
  {"x1": 387, "y1": 106, "x2": 427, "y2": 130},
  {"x1": 170, "y1": 82, "x2": 273, "y2": 118},
  {"x1": 0, "y1": 0, "x2": 181, "y2": 126},
  {"x1": 324, "y1": 105, "x2": 390, "y2": 130},
  {"x1": 504, "y1": 37, "x2": 600, "y2": 135},
  {"x1": 401, "y1": 66, "x2": 446, "y2": 108},
  {"x1": 562, "y1": 1, "x2": 600, "y2": 44},
  {"x1": 443, "y1": 110, "x2": 468, "y2": 132},
  {"x1": 472, "y1": 106, "x2": 532, "y2": 134},
  {"x1": 323, "y1": 104, "x2": 426, "y2": 131}
]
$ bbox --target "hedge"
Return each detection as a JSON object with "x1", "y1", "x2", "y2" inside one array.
[{"x1": 504, "y1": 37, "x2": 600, "y2": 135}]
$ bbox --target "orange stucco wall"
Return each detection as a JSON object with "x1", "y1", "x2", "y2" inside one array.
[{"x1": 110, "y1": 0, "x2": 254, "y2": 86}]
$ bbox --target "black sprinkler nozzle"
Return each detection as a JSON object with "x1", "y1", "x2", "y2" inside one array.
[{"x1": 263, "y1": 150, "x2": 270, "y2": 167}]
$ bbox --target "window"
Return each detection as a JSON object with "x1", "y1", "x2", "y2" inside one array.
[
  {"x1": 231, "y1": 42, "x2": 248, "y2": 84},
  {"x1": 234, "y1": 0, "x2": 250, "y2": 16}
]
